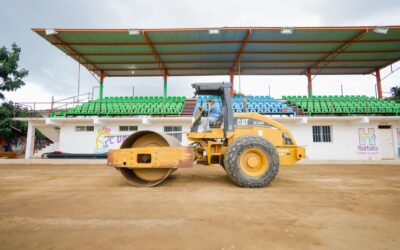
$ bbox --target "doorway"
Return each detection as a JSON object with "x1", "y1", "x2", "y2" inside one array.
[{"x1": 378, "y1": 125, "x2": 394, "y2": 160}]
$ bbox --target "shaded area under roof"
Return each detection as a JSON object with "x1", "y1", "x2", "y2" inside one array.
[{"x1": 32, "y1": 26, "x2": 400, "y2": 77}]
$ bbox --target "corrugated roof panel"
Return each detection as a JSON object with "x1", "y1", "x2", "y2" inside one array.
[
  {"x1": 250, "y1": 29, "x2": 359, "y2": 41},
  {"x1": 86, "y1": 55, "x2": 156, "y2": 63},
  {"x1": 314, "y1": 68, "x2": 371, "y2": 75},
  {"x1": 328, "y1": 61, "x2": 389, "y2": 68},
  {"x1": 240, "y1": 62, "x2": 314, "y2": 68},
  {"x1": 160, "y1": 54, "x2": 237, "y2": 62},
  {"x1": 164, "y1": 62, "x2": 233, "y2": 69},
  {"x1": 335, "y1": 52, "x2": 400, "y2": 61},
  {"x1": 345, "y1": 42, "x2": 400, "y2": 51},
  {"x1": 58, "y1": 32, "x2": 146, "y2": 43},
  {"x1": 32, "y1": 27, "x2": 400, "y2": 76},
  {"x1": 242, "y1": 68, "x2": 304, "y2": 75},
  {"x1": 240, "y1": 54, "x2": 327, "y2": 61},
  {"x1": 105, "y1": 69, "x2": 163, "y2": 76},
  {"x1": 361, "y1": 29, "x2": 400, "y2": 40},
  {"x1": 70, "y1": 45, "x2": 152, "y2": 54},
  {"x1": 168, "y1": 69, "x2": 229, "y2": 76},
  {"x1": 155, "y1": 44, "x2": 241, "y2": 53},
  {"x1": 147, "y1": 29, "x2": 248, "y2": 43},
  {"x1": 96, "y1": 64, "x2": 161, "y2": 70},
  {"x1": 245, "y1": 43, "x2": 340, "y2": 52}
]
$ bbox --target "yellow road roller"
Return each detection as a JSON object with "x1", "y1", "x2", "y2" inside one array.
[{"x1": 108, "y1": 82, "x2": 305, "y2": 187}]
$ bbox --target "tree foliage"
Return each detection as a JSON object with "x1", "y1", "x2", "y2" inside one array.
[
  {"x1": 0, "y1": 102, "x2": 28, "y2": 139},
  {"x1": 0, "y1": 43, "x2": 29, "y2": 99},
  {"x1": 234, "y1": 90, "x2": 245, "y2": 97},
  {"x1": 0, "y1": 43, "x2": 39, "y2": 151},
  {"x1": 0, "y1": 102, "x2": 48, "y2": 151},
  {"x1": 389, "y1": 86, "x2": 400, "y2": 101}
]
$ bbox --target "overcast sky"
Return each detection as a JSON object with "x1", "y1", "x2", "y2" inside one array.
[{"x1": 1, "y1": 0, "x2": 399, "y2": 105}]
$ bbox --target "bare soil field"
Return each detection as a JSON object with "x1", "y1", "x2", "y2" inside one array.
[{"x1": 0, "y1": 164, "x2": 399, "y2": 250}]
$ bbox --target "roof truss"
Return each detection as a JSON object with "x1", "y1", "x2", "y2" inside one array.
[
  {"x1": 309, "y1": 29, "x2": 368, "y2": 77},
  {"x1": 33, "y1": 26, "x2": 400, "y2": 77}
]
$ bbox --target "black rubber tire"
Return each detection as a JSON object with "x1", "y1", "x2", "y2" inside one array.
[{"x1": 224, "y1": 135, "x2": 280, "y2": 188}]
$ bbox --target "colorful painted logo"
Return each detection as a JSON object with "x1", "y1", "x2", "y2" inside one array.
[
  {"x1": 357, "y1": 128, "x2": 378, "y2": 154},
  {"x1": 358, "y1": 128, "x2": 376, "y2": 145},
  {"x1": 94, "y1": 127, "x2": 129, "y2": 153}
]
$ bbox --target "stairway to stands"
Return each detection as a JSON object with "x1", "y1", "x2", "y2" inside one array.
[
  {"x1": 36, "y1": 126, "x2": 60, "y2": 143},
  {"x1": 181, "y1": 99, "x2": 196, "y2": 117},
  {"x1": 33, "y1": 142, "x2": 59, "y2": 158}
]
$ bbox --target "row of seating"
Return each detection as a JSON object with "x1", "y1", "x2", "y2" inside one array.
[
  {"x1": 283, "y1": 96, "x2": 400, "y2": 115},
  {"x1": 236, "y1": 96, "x2": 294, "y2": 114},
  {"x1": 50, "y1": 94, "x2": 400, "y2": 117},
  {"x1": 283, "y1": 95, "x2": 381, "y2": 101},
  {"x1": 197, "y1": 95, "x2": 276, "y2": 102},
  {"x1": 51, "y1": 96, "x2": 186, "y2": 117},
  {"x1": 100, "y1": 96, "x2": 185, "y2": 103},
  {"x1": 194, "y1": 95, "x2": 295, "y2": 115}
]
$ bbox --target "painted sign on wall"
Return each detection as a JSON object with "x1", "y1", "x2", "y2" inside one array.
[
  {"x1": 94, "y1": 127, "x2": 129, "y2": 153},
  {"x1": 357, "y1": 128, "x2": 379, "y2": 155}
]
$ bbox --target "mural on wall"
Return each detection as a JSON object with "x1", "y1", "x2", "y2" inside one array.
[
  {"x1": 357, "y1": 128, "x2": 379, "y2": 155},
  {"x1": 94, "y1": 127, "x2": 129, "y2": 154}
]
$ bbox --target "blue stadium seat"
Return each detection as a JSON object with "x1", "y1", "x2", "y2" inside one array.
[{"x1": 192, "y1": 95, "x2": 296, "y2": 116}]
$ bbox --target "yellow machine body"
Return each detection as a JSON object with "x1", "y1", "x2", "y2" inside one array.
[
  {"x1": 187, "y1": 112, "x2": 305, "y2": 166},
  {"x1": 108, "y1": 146, "x2": 193, "y2": 169},
  {"x1": 107, "y1": 82, "x2": 305, "y2": 187},
  {"x1": 108, "y1": 113, "x2": 305, "y2": 170}
]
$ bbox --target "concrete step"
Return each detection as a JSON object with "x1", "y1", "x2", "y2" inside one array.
[
  {"x1": 181, "y1": 99, "x2": 196, "y2": 117},
  {"x1": 33, "y1": 143, "x2": 59, "y2": 158},
  {"x1": 36, "y1": 126, "x2": 60, "y2": 143}
]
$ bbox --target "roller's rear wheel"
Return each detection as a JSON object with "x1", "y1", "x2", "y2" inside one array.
[
  {"x1": 117, "y1": 131, "x2": 180, "y2": 187},
  {"x1": 224, "y1": 135, "x2": 279, "y2": 188}
]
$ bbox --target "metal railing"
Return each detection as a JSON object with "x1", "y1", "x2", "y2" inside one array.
[
  {"x1": 13, "y1": 92, "x2": 93, "y2": 118},
  {"x1": 283, "y1": 98, "x2": 399, "y2": 116},
  {"x1": 51, "y1": 92, "x2": 92, "y2": 110},
  {"x1": 13, "y1": 99, "x2": 185, "y2": 118},
  {"x1": 12, "y1": 97, "x2": 400, "y2": 118}
]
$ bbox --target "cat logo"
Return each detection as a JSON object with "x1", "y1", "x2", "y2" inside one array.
[{"x1": 237, "y1": 118, "x2": 249, "y2": 126}]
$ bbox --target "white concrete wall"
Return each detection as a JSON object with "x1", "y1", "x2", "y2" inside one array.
[
  {"x1": 395, "y1": 126, "x2": 400, "y2": 158},
  {"x1": 390, "y1": 125, "x2": 400, "y2": 159},
  {"x1": 59, "y1": 119, "x2": 192, "y2": 154},
  {"x1": 284, "y1": 122, "x2": 399, "y2": 161},
  {"x1": 54, "y1": 117, "x2": 400, "y2": 161}
]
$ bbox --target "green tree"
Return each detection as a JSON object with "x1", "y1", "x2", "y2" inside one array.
[
  {"x1": 234, "y1": 90, "x2": 245, "y2": 97},
  {"x1": 0, "y1": 102, "x2": 48, "y2": 152},
  {"x1": 0, "y1": 101, "x2": 28, "y2": 138},
  {"x1": 0, "y1": 43, "x2": 31, "y2": 151},
  {"x1": 0, "y1": 43, "x2": 29, "y2": 99},
  {"x1": 390, "y1": 86, "x2": 400, "y2": 101}
]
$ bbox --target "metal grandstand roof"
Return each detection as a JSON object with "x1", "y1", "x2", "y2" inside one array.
[{"x1": 32, "y1": 26, "x2": 400, "y2": 77}]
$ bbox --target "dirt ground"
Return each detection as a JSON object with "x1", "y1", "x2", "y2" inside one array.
[{"x1": 0, "y1": 164, "x2": 399, "y2": 250}]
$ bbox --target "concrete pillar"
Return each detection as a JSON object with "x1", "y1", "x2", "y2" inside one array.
[
  {"x1": 230, "y1": 68, "x2": 234, "y2": 97},
  {"x1": 375, "y1": 68, "x2": 383, "y2": 98},
  {"x1": 25, "y1": 122, "x2": 35, "y2": 160},
  {"x1": 306, "y1": 68, "x2": 313, "y2": 97},
  {"x1": 163, "y1": 71, "x2": 168, "y2": 97},
  {"x1": 99, "y1": 70, "x2": 105, "y2": 100}
]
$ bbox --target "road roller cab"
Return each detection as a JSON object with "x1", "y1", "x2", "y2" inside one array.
[
  {"x1": 190, "y1": 82, "x2": 234, "y2": 136},
  {"x1": 107, "y1": 82, "x2": 305, "y2": 187}
]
